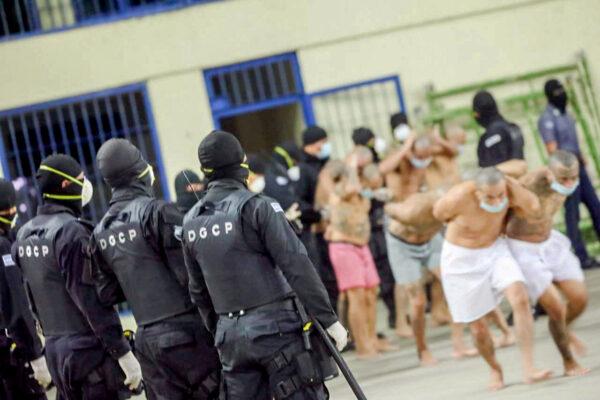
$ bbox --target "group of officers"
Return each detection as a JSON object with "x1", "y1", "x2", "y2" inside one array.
[{"x1": 0, "y1": 76, "x2": 598, "y2": 399}]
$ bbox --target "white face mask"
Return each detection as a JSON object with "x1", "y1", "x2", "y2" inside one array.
[
  {"x1": 409, "y1": 157, "x2": 433, "y2": 169},
  {"x1": 374, "y1": 138, "x2": 388, "y2": 155},
  {"x1": 249, "y1": 176, "x2": 266, "y2": 193},
  {"x1": 394, "y1": 124, "x2": 410, "y2": 142},
  {"x1": 288, "y1": 166, "x2": 301, "y2": 182},
  {"x1": 82, "y1": 178, "x2": 94, "y2": 207}
]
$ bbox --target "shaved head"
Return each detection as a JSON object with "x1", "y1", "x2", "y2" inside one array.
[
  {"x1": 475, "y1": 167, "x2": 505, "y2": 189},
  {"x1": 413, "y1": 136, "x2": 432, "y2": 151},
  {"x1": 549, "y1": 150, "x2": 578, "y2": 170}
]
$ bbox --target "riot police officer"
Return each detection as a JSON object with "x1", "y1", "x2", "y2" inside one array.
[
  {"x1": 181, "y1": 130, "x2": 348, "y2": 400},
  {"x1": 174, "y1": 169, "x2": 205, "y2": 214},
  {"x1": 0, "y1": 178, "x2": 49, "y2": 400},
  {"x1": 13, "y1": 154, "x2": 142, "y2": 399},
  {"x1": 91, "y1": 138, "x2": 221, "y2": 400}
]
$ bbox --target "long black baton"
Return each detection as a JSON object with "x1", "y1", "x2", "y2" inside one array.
[{"x1": 312, "y1": 319, "x2": 368, "y2": 400}]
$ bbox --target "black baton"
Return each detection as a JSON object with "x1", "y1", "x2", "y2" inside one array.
[{"x1": 312, "y1": 319, "x2": 368, "y2": 400}]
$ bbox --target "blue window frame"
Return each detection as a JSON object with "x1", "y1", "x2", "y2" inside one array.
[
  {"x1": 305, "y1": 76, "x2": 406, "y2": 157},
  {"x1": 204, "y1": 53, "x2": 308, "y2": 127},
  {"x1": 0, "y1": 0, "x2": 219, "y2": 41},
  {"x1": 0, "y1": 84, "x2": 169, "y2": 222}
]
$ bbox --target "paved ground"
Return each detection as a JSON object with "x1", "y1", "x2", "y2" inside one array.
[
  {"x1": 47, "y1": 269, "x2": 600, "y2": 399},
  {"x1": 327, "y1": 268, "x2": 600, "y2": 400}
]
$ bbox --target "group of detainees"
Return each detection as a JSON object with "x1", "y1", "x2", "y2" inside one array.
[{"x1": 0, "y1": 76, "x2": 599, "y2": 400}]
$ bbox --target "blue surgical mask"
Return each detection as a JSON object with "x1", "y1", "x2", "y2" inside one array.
[
  {"x1": 479, "y1": 197, "x2": 508, "y2": 213},
  {"x1": 360, "y1": 189, "x2": 374, "y2": 199},
  {"x1": 550, "y1": 180, "x2": 579, "y2": 196},
  {"x1": 409, "y1": 157, "x2": 432, "y2": 169},
  {"x1": 318, "y1": 142, "x2": 331, "y2": 160}
]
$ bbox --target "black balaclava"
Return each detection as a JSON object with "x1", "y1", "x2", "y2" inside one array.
[
  {"x1": 36, "y1": 154, "x2": 84, "y2": 215},
  {"x1": 302, "y1": 126, "x2": 327, "y2": 147},
  {"x1": 97, "y1": 138, "x2": 152, "y2": 191},
  {"x1": 472, "y1": 90, "x2": 500, "y2": 128},
  {"x1": 272, "y1": 141, "x2": 301, "y2": 170},
  {"x1": 174, "y1": 170, "x2": 203, "y2": 212},
  {"x1": 198, "y1": 130, "x2": 248, "y2": 184},
  {"x1": 352, "y1": 127, "x2": 379, "y2": 162},
  {"x1": 247, "y1": 154, "x2": 267, "y2": 175},
  {"x1": 0, "y1": 178, "x2": 17, "y2": 231},
  {"x1": 390, "y1": 112, "x2": 409, "y2": 130},
  {"x1": 545, "y1": 79, "x2": 568, "y2": 114}
]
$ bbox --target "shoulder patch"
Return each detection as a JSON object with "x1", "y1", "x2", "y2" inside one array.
[
  {"x1": 2, "y1": 254, "x2": 15, "y2": 267},
  {"x1": 484, "y1": 134, "x2": 502, "y2": 148},
  {"x1": 544, "y1": 120, "x2": 554, "y2": 130},
  {"x1": 270, "y1": 202, "x2": 284, "y2": 213}
]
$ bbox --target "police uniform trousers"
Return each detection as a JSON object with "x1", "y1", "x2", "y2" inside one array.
[
  {"x1": 215, "y1": 300, "x2": 327, "y2": 400},
  {"x1": 0, "y1": 333, "x2": 47, "y2": 400},
  {"x1": 369, "y1": 228, "x2": 396, "y2": 325},
  {"x1": 136, "y1": 313, "x2": 221, "y2": 400},
  {"x1": 45, "y1": 334, "x2": 126, "y2": 400}
]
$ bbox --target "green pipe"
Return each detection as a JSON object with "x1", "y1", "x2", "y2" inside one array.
[
  {"x1": 565, "y1": 80, "x2": 600, "y2": 178},
  {"x1": 522, "y1": 99, "x2": 548, "y2": 165},
  {"x1": 427, "y1": 65, "x2": 577, "y2": 101}
]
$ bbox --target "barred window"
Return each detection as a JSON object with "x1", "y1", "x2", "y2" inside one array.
[{"x1": 0, "y1": 85, "x2": 166, "y2": 222}]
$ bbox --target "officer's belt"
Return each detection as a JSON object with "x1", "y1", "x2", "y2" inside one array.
[{"x1": 219, "y1": 297, "x2": 295, "y2": 318}]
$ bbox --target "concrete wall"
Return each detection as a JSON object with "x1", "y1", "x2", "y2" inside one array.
[{"x1": 1, "y1": 0, "x2": 599, "y2": 191}]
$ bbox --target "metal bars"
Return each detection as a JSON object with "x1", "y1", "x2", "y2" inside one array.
[
  {"x1": 306, "y1": 76, "x2": 405, "y2": 158},
  {"x1": 204, "y1": 53, "x2": 304, "y2": 122},
  {"x1": 1, "y1": 0, "x2": 217, "y2": 40},
  {"x1": 0, "y1": 85, "x2": 166, "y2": 222}
]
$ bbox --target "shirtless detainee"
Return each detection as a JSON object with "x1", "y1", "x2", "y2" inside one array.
[
  {"x1": 506, "y1": 150, "x2": 590, "y2": 375},
  {"x1": 384, "y1": 190, "x2": 445, "y2": 365},
  {"x1": 380, "y1": 135, "x2": 436, "y2": 337},
  {"x1": 434, "y1": 167, "x2": 552, "y2": 390},
  {"x1": 327, "y1": 150, "x2": 381, "y2": 359}
]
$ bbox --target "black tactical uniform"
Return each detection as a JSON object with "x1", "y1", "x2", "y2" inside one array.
[
  {"x1": 183, "y1": 131, "x2": 340, "y2": 400},
  {"x1": 0, "y1": 229, "x2": 47, "y2": 400},
  {"x1": 473, "y1": 90, "x2": 525, "y2": 168},
  {"x1": 15, "y1": 203, "x2": 134, "y2": 399},
  {"x1": 92, "y1": 138, "x2": 221, "y2": 400}
]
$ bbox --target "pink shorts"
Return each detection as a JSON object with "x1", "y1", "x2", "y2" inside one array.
[{"x1": 328, "y1": 243, "x2": 381, "y2": 291}]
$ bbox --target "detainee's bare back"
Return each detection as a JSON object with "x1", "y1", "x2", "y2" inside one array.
[{"x1": 434, "y1": 181, "x2": 507, "y2": 249}]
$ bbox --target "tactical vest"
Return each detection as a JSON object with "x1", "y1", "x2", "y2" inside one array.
[
  {"x1": 183, "y1": 190, "x2": 292, "y2": 313},
  {"x1": 94, "y1": 197, "x2": 193, "y2": 326},
  {"x1": 16, "y1": 213, "x2": 92, "y2": 336}
]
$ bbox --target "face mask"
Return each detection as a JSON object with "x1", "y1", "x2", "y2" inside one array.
[
  {"x1": 479, "y1": 197, "x2": 508, "y2": 213},
  {"x1": 394, "y1": 124, "x2": 410, "y2": 142},
  {"x1": 250, "y1": 176, "x2": 266, "y2": 193},
  {"x1": 138, "y1": 164, "x2": 156, "y2": 186},
  {"x1": 39, "y1": 165, "x2": 89, "y2": 206},
  {"x1": 287, "y1": 166, "x2": 301, "y2": 182},
  {"x1": 360, "y1": 189, "x2": 374, "y2": 199},
  {"x1": 81, "y1": 178, "x2": 94, "y2": 207},
  {"x1": 550, "y1": 179, "x2": 579, "y2": 196},
  {"x1": 409, "y1": 157, "x2": 432, "y2": 169},
  {"x1": 318, "y1": 142, "x2": 331, "y2": 160},
  {"x1": 374, "y1": 138, "x2": 388, "y2": 155}
]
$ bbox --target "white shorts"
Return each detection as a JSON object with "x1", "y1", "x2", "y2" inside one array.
[
  {"x1": 507, "y1": 230, "x2": 584, "y2": 302},
  {"x1": 441, "y1": 238, "x2": 525, "y2": 323}
]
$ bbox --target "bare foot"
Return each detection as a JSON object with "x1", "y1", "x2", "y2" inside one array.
[
  {"x1": 495, "y1": 331, "x2": 516, "y2": 348},
  {"x1": 419, "y1": 350, "x2": 438, "y2": 367},
  {"x1": 570, "y1": 333, "x2": 587, "y2": 357},
  {"x1": 395, "y1": 327, "x2": 413, "y2": 338},
  {"x1": 453, "y1": 347, "x2": 478, "y2": 359},
  {"x1": 564, "y1": 361, "x2": 591, "y2": 377},
  {"x1": 524, "y1": 369, "x2": 553, "y2": 384},
  {"x1": 489, "y1": 368, "x2": 505, "y2": 391},
  {"x1": 376, "y1": 338, "x2": 398, "y2": 352}
]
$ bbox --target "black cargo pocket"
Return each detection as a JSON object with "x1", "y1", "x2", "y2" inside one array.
[
  {"x1": 158, "y1": 331, "x2": 196, "y2": 350},
  {"x1": 247, "y1": 320, "x2": 280, "y2": 342}
]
